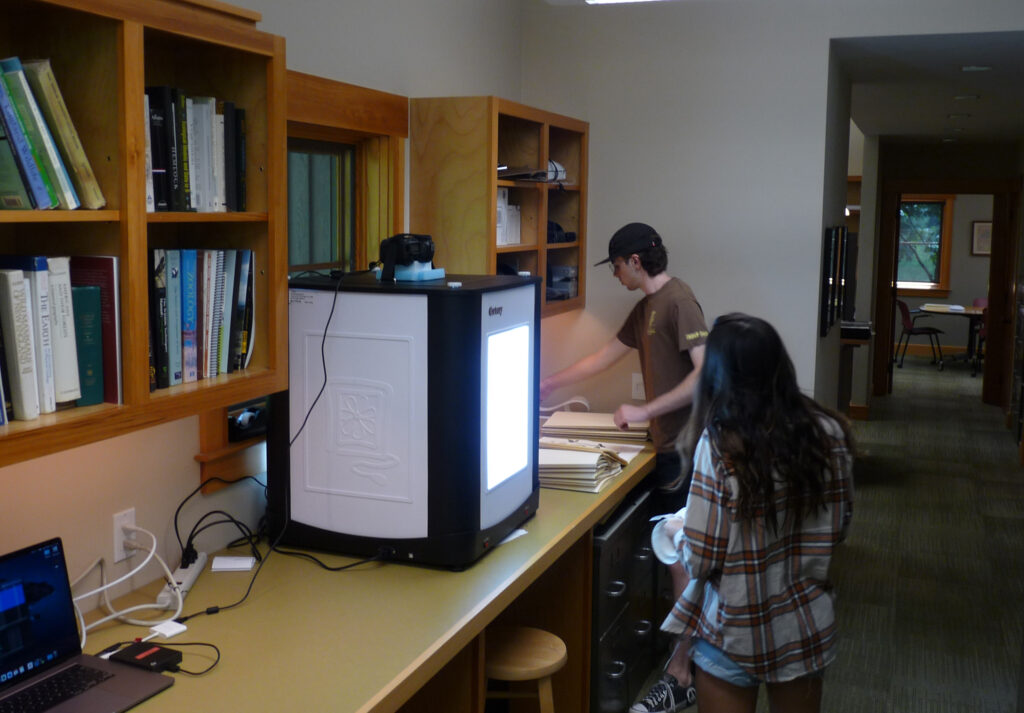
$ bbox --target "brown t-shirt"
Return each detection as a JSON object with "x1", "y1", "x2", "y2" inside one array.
[{"x1": 617, "y1": 277, "x2": 707, "y2": 452}]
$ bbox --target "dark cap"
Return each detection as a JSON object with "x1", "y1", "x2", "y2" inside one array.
[{"x1": 594, "y1": 222, "x2": 663, "y2": 266}]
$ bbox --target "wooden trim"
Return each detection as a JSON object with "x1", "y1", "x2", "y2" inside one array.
[
  {"x1": 175, "y1": 0, "x2": 262, "y2": 23},
  {"x1": 287, "y1": 70, "x2": 408, "y2": 138},
  {"x1": 848, "y1": 403, "x2": 870, "y2": 420},
  {"x1": 898, "y1": 194, "x2": 955, "y2": 292},
  {"x1": 45, "y1": 0, "x2": 277, "y2": 55},
  {"x1": 897, "y1": 287, "x2": 951, "y2": 298}
]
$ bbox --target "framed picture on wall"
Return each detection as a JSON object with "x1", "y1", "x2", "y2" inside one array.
[{"x1": 971, "y1": 221, "x2": 992, "y2": 256}]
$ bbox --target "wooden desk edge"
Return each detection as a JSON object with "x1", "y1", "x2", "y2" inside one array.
[{"x1": 360, "y1": 449, "x2": 656, "y2": 713}]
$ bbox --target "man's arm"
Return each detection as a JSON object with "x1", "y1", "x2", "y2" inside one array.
[
  {"x1": 539, "y1": 338, "x2": 632, "y2": 402},
  {"x1": 613, "y1": 344, "x2": 705, "y2": 428}
]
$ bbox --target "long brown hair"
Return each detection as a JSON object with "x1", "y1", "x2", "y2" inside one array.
[{"x1": 677, "y1": 313, "x2": 852, "y2": 532}]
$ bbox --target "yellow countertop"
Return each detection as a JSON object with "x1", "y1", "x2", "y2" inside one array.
[{"x1": 88, "y1": 449, "x2": 655, "y2": 712}]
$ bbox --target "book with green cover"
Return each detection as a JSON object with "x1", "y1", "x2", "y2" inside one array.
[
  {"x1": 0, "y1": 121, "x2": 30, "y2": 209},
  {"x1": 0, "y1": 71, "x2": 57, "y2": 209},
  {"x1": 22, "y1": 58, "x2": 106, "y2": 209},
  {"x1": 71, "y1": 285, "x2": 103, "y2": 406},
  {"x1": 0, "y1": 57, "x2": 78, "y2": 209}
]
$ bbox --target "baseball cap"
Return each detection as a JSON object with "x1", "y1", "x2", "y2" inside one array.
[{"x1": 594, "y1": 222, "x2": 663, "y2": 266}]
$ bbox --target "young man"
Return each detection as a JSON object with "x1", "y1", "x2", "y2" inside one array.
[{"x1": 539, "y1": 221, "x2": 708, "y2": 712}]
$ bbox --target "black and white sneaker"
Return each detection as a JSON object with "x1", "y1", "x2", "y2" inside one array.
[{"x1": 628, "y1": 673, "x2": 697, "y2": 713}]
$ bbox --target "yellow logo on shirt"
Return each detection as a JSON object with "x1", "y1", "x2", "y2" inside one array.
[
  {"x1": 648, "y1": 311, "x2": 657, "y2": 335},
  {"x1": 686, "y1": 329, "x2": 709, "y2": 341}
]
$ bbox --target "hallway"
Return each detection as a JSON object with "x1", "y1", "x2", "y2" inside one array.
[{"x1": 826, "y1": 355, "x2": 1024, "y2": 711}]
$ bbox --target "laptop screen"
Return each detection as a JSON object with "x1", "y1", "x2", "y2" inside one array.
[{"x1": 0, "y1": 538, "x2": 81, "y2": 693}]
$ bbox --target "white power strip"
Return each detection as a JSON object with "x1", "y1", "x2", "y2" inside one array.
[{"x1": 156, "y1": 551, "x2": 208, "y2": 610}]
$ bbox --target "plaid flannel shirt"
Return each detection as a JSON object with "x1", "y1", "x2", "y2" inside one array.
[{"x1": 662, "y1": 415, "x2": 853, "y2": 682}]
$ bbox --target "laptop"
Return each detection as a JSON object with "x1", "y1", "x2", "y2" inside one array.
[{"x1": 0, "y1": 538, "x2": 173, "y2": 713}]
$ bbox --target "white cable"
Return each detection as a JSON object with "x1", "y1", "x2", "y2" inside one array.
[
  {"x1": 72, "y1": 525, "x2": 157, "y2": 602},
  {"x1": 70, "y1": 557, "x2": 103, "y2": 589},
  {"x1": 71, "y1": 525, "x2": 183, "y2": 643},
  {"x1": 88, "y1": 527, "x2": 184, "y2": 629}
]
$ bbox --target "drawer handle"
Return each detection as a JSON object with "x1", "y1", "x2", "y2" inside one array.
[
  {"x1": 605, "y1": 661, "x2": 627, "y2": 679},
  {"x1": 635, "y1": 546, "x2": 653, "y2": 562},
  {"x1": 605, "y1": 580, "x2": 627, "y2": 598},
  {"x1": 633, "y1": 620, "x2": 653, "y2": 636}
]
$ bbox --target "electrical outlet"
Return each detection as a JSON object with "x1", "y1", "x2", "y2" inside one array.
[
  {"x1": 631, "y1": 372, "x2": 645, "y2": 400},
  {"x1": 113, "y1": 508, "x2": 136, "y2": 563}
]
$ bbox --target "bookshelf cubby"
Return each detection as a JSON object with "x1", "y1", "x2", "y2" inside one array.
[
  {"x1": 410, "y1": 96, "x2": 588, "y2": 317},
  {"x1": 0, "y1": 0, "x2": 286, "y2": 468}
]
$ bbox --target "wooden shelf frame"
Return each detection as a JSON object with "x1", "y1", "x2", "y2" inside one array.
[
  {"x1": 410, "y1": 96, "x2": 588, "y2": 317},
  {"x1": 0, "y1": 0, "x2": 287, "y2": 469}
]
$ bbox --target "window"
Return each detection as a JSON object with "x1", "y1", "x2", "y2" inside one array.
[
  {"x1": 896, "y1": 194, "x2": 954, "y2": 296},
  {"x1": 287, "y1": 138, "x2": 356, "y2": 273},
  {"x1": 286, "y1": 70, "x2": 408, "y2": 278}
]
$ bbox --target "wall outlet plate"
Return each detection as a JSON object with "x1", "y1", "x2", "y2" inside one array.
[
  {"x1": 631, "y1": 373, "x2": 645, "y2": 400},
  {"x1": 113, "y1": 507, "x2": 136, "y2": 563}
]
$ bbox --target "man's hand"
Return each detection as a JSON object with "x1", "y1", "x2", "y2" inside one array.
[
  {"x1": 614, "y1": 403, "x2": 648, "y2": 429},
  {"x1": 539, "y1": 377, "x2": 556, "y2": 403}
]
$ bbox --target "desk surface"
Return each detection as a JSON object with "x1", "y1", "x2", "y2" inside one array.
[
  {"x1": 919, "y1": 303, "x2": 984, "y2": 316},
  {"x1": 89, "y1": 450, "x2": 655, "y2": 713}
]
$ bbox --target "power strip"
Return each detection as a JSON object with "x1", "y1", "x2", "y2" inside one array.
[{"x1": 156, "y1": 552, "x2": 208, "y2": 610}]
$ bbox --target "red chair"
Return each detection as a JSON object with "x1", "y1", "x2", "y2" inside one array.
[{"x1": 895, "y1": 300, "x2": 944, "y2": 368}]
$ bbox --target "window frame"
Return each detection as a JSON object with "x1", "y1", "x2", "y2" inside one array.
[
  {"x1": 896, "y1": 193, "x2": 955, "y2": 298},
  {"x1": 286, "y1": 71, "x2": 407, "y2": 272}
]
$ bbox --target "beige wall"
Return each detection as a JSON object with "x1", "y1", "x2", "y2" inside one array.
[{"x1": 0, "y1": 418, "x2": 266, "y2": 607}]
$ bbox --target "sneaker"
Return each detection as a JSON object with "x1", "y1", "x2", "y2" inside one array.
[{"x1": 628, "y1": 673, "x2": 697, "y2": 713}]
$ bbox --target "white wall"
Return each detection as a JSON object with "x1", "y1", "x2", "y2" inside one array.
[
  {"x1": 246, "y1": 0, "x2": 523, "y2": 99},
  {"x1": 520, "y1": 0, "x2": 1024, "y2": 410}
]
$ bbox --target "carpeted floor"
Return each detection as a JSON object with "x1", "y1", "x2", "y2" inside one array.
[
  {"x1": 671, "y1": 354, "x2": 1024, "y2": 712},
  {"x1": 825, "y1": 355, "x2": 1024, "y2": 712}
]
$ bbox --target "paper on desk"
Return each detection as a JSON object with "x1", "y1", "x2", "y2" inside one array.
[{"x1": 499, "y1": 529, "x2": 528, "y2": 545}]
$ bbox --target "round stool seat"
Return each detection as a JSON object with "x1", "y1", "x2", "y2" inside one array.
[{"x1": 485, "y1": 626, "x2": 567, "y2": 681}]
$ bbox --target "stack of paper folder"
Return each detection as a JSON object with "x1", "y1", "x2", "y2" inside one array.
[
  {"x1": 540, "y1": 410, "x2": 650, "y2": 443},
  {"x1": 538, "y1": 436, "x2": 644, "y2": 493}
]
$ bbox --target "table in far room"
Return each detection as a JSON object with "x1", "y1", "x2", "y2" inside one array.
[{"x1": 919, "y1": 303, "x2": 986, "y2": 372}]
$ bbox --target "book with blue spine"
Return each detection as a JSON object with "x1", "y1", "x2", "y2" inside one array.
[
  {"x1": 180, "y1": 248, "x2": 198, "y2": 382},
  {"x1": 166, "y1": 249, "x2": 182, "y2": 385},
  {"x1": 0, "y1": 73, "x2": 53, "y2": 209},
  {"x1": 0, "y1": 57, "x2": 78, "y2": 209}
]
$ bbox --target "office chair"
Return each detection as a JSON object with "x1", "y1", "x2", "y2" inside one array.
[{"x1": 895, "y1": 300, "x2": 944, "y2": 369}]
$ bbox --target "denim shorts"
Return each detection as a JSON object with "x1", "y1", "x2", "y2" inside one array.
[{"x1": 691, "y1": 638, "x2": 760, "y2": 688}]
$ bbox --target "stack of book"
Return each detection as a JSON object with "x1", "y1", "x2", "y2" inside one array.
[
  {"x1": 148, "y1": 248, "x2": 254, "y2": 390},
  {"x1": 0, "y1": 255, "x2": 119, "y2": 424},
  {"x1": 540, "y1": 410, "x2": 650, "y2": 444},
  {"x1": 538, "y1": 436, "x2": 644, "y2": 493},
  {"x1": 144, "y1": 86, "x2": 246, "y2": 213},
  {"x1": 0, "y1": 57, "x2": 106, "y2": 210}
]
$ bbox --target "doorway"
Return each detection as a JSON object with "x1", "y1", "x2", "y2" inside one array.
[{"x1": 872, "y1": 177, "x2": 1020, "y2": 408}]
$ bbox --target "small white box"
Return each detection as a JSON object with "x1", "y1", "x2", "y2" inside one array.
[{"x1": 506, "y1": 205, "x2": 521, "y2": 246}]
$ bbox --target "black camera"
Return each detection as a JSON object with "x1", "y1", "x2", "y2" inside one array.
[{"x1": 378, "y1": 233, "x2": 435, "y2": 281}]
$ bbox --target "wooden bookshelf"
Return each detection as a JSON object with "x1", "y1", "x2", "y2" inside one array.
[
  {"x1": 0, "y1": 0, "x2": 287, "y2": 468},
  {"x1": 410, "y1": 96, "x2": 588, "y2": 317}
]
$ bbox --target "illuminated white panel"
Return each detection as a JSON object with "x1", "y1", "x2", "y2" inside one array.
[{"x1": 485, "y1": 324, "x2": 530, "y2": 490}]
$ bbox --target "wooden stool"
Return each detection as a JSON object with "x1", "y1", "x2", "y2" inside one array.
[{"x1": 485, "y1": 626, "x2": 567, "y2": 713}]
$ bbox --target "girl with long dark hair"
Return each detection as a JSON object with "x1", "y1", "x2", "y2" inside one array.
[{"x1": 652, "y1": 313, "x2": 853, "y2": 712}]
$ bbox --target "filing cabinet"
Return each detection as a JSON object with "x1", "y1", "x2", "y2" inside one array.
[{"x1": 591, "y1": 487, "x2": 657, "y2": 713}]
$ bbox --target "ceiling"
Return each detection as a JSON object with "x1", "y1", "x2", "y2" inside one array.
[{"x1": 832, "y1": 31, "x2": 1024, "y2": 143}]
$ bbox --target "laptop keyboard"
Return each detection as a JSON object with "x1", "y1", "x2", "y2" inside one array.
[{"x1": 0, "y1": 664, "x2": 113, "y2": 713}]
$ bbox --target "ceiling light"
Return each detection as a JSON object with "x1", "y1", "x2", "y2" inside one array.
[
  {"x1": 961, "y1": 65, "x2": 992, "y2": 72},
  {"x1": 942, "y1": 138, "x2": 957, "y2": 143},
  {"x1": 953, "y1": 94, "x2": 980, "y2": 101},
  {"x1": 946, "y1": 113, "x2": 971, "y2": 120}
]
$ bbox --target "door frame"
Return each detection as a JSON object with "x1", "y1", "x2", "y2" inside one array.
[{"x1": 872, "y1": 177, "x2": 1021, "y2": 408}]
